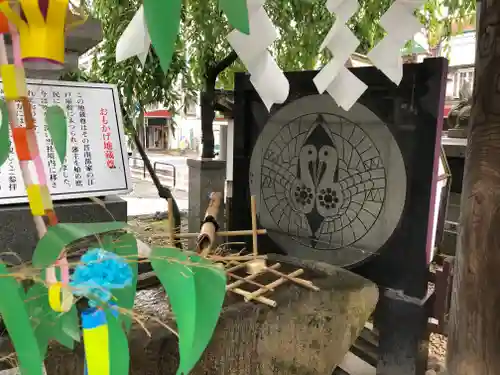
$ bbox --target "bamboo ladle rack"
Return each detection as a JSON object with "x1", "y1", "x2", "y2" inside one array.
[{"x1": 164, "y1": 194, "x2": 320, "y2": 307}]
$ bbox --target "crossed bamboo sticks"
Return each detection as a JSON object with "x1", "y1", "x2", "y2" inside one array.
[{"x1": 164, "y1": 194, "x2": 320, "y2": 308}]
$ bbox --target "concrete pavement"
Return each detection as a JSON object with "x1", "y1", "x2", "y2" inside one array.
[
  {"x1": 128, "y1": 153, "x2": 189, "y2": 191},
  {"x1": 121, "y1": 177, "x2": 189, "y2": 217}
]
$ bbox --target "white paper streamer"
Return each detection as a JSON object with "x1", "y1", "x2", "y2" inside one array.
[
  {"x1": 116, "y1": 5, "x2": 151, "y2": 66},
  {"x1": 313, "y1": 0, "x2": 367, "y2": 111},
  {"x1": 227, "y1": 0, "x2": 289, "y2": 110},
  {"x1": 367, "y1": 0, "x2": 425, "y2": 85}
]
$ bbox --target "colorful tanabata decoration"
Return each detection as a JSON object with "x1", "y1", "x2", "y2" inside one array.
[
  {"x1": 116, "y1": 0, "x2": 425, "y2": 112},
  {"x1": 70, "y1": 248, "x2": 133, "y2": 307},
  {"x1": 115, "y1": 0, "x2": 251, "y2": 81},
  {"x1": 0, "y1": 12, "x2": 226, "y2": 375},
  {"x1": 73, "y1": 249, "x2": 132, "y2": 375},
  {"x1": 0, "y1": 6, "x2": 8, "y2": 33},
  {"x1": 227, "y1": 0, "x2": 289, "y2": 110},
  {"x1": 0, "y1": 222, "x2": 226, "y2": 375},
  {"x1": 0, "y1": 0, "x2": 86, "y2": 69},
  {"x1": 116, "y1": 0, "x2": 183, "y2": 72}
]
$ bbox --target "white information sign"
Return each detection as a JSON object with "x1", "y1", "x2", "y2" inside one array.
[{"x1": 0, "y1": 79, "x2": 131, "y2": 204}]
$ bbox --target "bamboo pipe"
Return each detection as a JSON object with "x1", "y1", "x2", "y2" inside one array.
[{"x1": 198, "y1": 192, "x2": 222, "y2": 256}]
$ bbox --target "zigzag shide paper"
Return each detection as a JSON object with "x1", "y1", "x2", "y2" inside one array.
[
  {"x1": 227, "y1": 0, "x2": 289, "y2": 110},
  {"x1": 367, "y1": 0, "x2": 426, "y2": 85},
  {"x1": 313, "y1": 0, "x2": 367, "y2": 111}
]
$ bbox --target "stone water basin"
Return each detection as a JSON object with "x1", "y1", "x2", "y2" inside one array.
[{"x1": 46, "y1": 254, "x2": 378, "y2": 375}]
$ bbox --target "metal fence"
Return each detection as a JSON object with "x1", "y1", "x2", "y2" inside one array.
[{"x1": 128, "y1": 157, "x2": 177, "y2": 188}]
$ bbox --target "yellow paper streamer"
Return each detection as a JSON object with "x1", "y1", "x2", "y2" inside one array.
[
  {"x1": 83, "y1": 324, "x2": 110, "y2": 375},
  {"x1": 0, "y1": 64, "x2": 27, "y2": 100},
  {"x1": 48, "y1": 282, "x2": 74, "y2": 312}
]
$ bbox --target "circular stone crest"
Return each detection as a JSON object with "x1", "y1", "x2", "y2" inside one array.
[{"x1": 249, "y1": 94, "x2": 407, "y2": 267}]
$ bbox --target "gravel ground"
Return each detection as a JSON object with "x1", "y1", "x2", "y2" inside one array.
[{"x1": 129, "y1": 214, "x2": 448, "y2": 374}]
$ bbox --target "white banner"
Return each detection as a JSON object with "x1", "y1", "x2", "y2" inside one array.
[{"x1": 0, "y1": 79, "x2": 131, "y2": 204}]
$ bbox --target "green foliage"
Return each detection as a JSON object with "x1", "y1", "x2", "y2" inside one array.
[
  {"x1": 25, "y1": 283, "x2": 79, "y2": 357},
  {"x1": 150, "y1": 247, "x2": 226, "y2": 375},
  {"x1": 45, "y1": 105, "x2": 68, "y2": 168},
  {"x1": 1, "y1": 224, "x2": 226, "y2": 375},
  {"x1": 0, "y1": 264, "x2": 43, "y2": 375},
  {"x1": 86, "y1": 0, "x2": 475, "y2": 118},
  {"x1": 91, "y1": 0, "x2": 194, "y2": 134}
]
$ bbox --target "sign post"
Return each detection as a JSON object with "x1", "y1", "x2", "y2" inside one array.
[{"x1": 0, "y1": 79, "x2": 131, "y2": 204}]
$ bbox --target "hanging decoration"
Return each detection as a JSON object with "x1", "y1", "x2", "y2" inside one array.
[
  {"x1": 70, "y1": 248, "x2": 133, "y2": 307},
  {"x1": 115, "y1": 0, "x2": 183, "y2": 72},
  {"x1": 0, "y1": 7, "x2": 8, "y2": 33},
  {"x1": 0, "y1": 0, "x2": 86, "y2": 69},
  {"x1": 115, "y1": 5, "x2": 151, "y2": 66},
  {"x1": 219, "y1": 0, "x2": 250, "y2": 35},
  {"x1": 367, "y1": 0, "x2": 426, "y2": 85},
  {"x1": 313, "y1": 0, "x2": 367, "y2": 111},
  {"x1": 227, "y1": 0, "x2": 289, "y2": 110},
  {"x1": 115, "y1": 0, "x2": 251, "y2": 82}
]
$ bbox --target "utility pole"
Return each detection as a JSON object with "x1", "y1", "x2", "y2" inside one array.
[{"x1": 446, "y1": 1, "x2": 500, "y2": 374}]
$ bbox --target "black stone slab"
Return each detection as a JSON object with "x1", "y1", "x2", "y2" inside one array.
[
  {"x1": 0, "y1": 195, "x2": 127, "y2": 264},
  {"x1": 230, "y1": 58, "x2": 448, "y2": 375}
]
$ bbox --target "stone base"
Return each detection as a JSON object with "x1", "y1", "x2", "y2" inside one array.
[
  {"x1": 447, "y1": 128, "x2": 468, "y2": 139},
  {"x1": 187, "y1": 158, "x2": 226, "y2": 248},
  {"x1": 46, "y1": 255, "x2": 378, "y2": 375},
  {"x1": 0, "y1": 195, "x2": 127, "y2": 263}
]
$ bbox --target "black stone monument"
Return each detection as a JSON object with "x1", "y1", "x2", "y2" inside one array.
[{"x1": 229, "y1": 58, "x2": 448, "y2": 375}]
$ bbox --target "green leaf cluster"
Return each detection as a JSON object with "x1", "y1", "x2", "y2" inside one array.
[{"x1": 1, "y1": 223, "x2": 226, "y2": 375}]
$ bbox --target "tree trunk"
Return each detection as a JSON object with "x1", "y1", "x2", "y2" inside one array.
[
  {"x1": 127, "y1": 110, "x2": 183, "y2": 248},
  {"x1": 446, "y1": 1, "x2": 500, "y2": 374},
  {"x1": 200, "y1": 51, "x2": 238, "y2": 159}
]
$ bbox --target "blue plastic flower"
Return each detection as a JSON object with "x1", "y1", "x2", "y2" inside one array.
[{"x1": 70, "y1": 248, "x2": 133, "y2": 307}]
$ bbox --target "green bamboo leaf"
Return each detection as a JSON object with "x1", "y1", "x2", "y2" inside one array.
[
  {"x1": 143, "y1": 0, "x2": 182, "y2": 74},
  {"x1": 150, "y1": 247, "x2": 226, "y2": 375},
  {"x1": 32, "y1": 222, "x2": 127, "y2": 269},
  {"x1": 0, "y1": 100, "x2": 10, "y2": 169},
  {"x1": 0, "y1": 264, "x2": 43, "y2": 375},
  {"x1": 106, "y1": 233, "x2": 138, "y2": 331},
  {"x1": 45, "y1": 105, "x2": 68, "y2": 167},
  {"x1": 219, "y1": 0, "x2": 250, "y2": 34},
  {"x1": 25, "y1": 283, "x2": 80, "y2": 358},
  {"x1": 106, "y1": 311, "x2": 130, "y2": 375}
]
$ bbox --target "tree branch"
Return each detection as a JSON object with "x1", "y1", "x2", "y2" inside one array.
[
  {"x1": 128, "y1": 111, "x2": 183, "y2": 249},
  {"x1": 201, "y1": 50, "x2": 238, "y2": 158},
  {"x1": 206, "y1": 50, "x2": 239, "y2": 86}
]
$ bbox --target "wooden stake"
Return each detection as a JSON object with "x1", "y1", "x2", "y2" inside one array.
[
  {"x1": 245, "y1": 269, "x2": 304, "y2": 302},
  {"x1": 167, "y1": 198, "x2": 174, "y2": 247},
  {"x1": 251, "y1": 195, "x2": 258, "y2": 259},
  {"x1": 247, "y1": 195, "x2": 266, "y2": 274}
]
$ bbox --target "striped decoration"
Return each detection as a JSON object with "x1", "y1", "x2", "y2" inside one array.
[{"x1": 0, "y1": 25, "x2": 68, "y2": 288}]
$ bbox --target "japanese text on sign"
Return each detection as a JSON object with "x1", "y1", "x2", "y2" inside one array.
[{"x1": 0, "y1": 79, "x2": 131, "y2": 205}]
